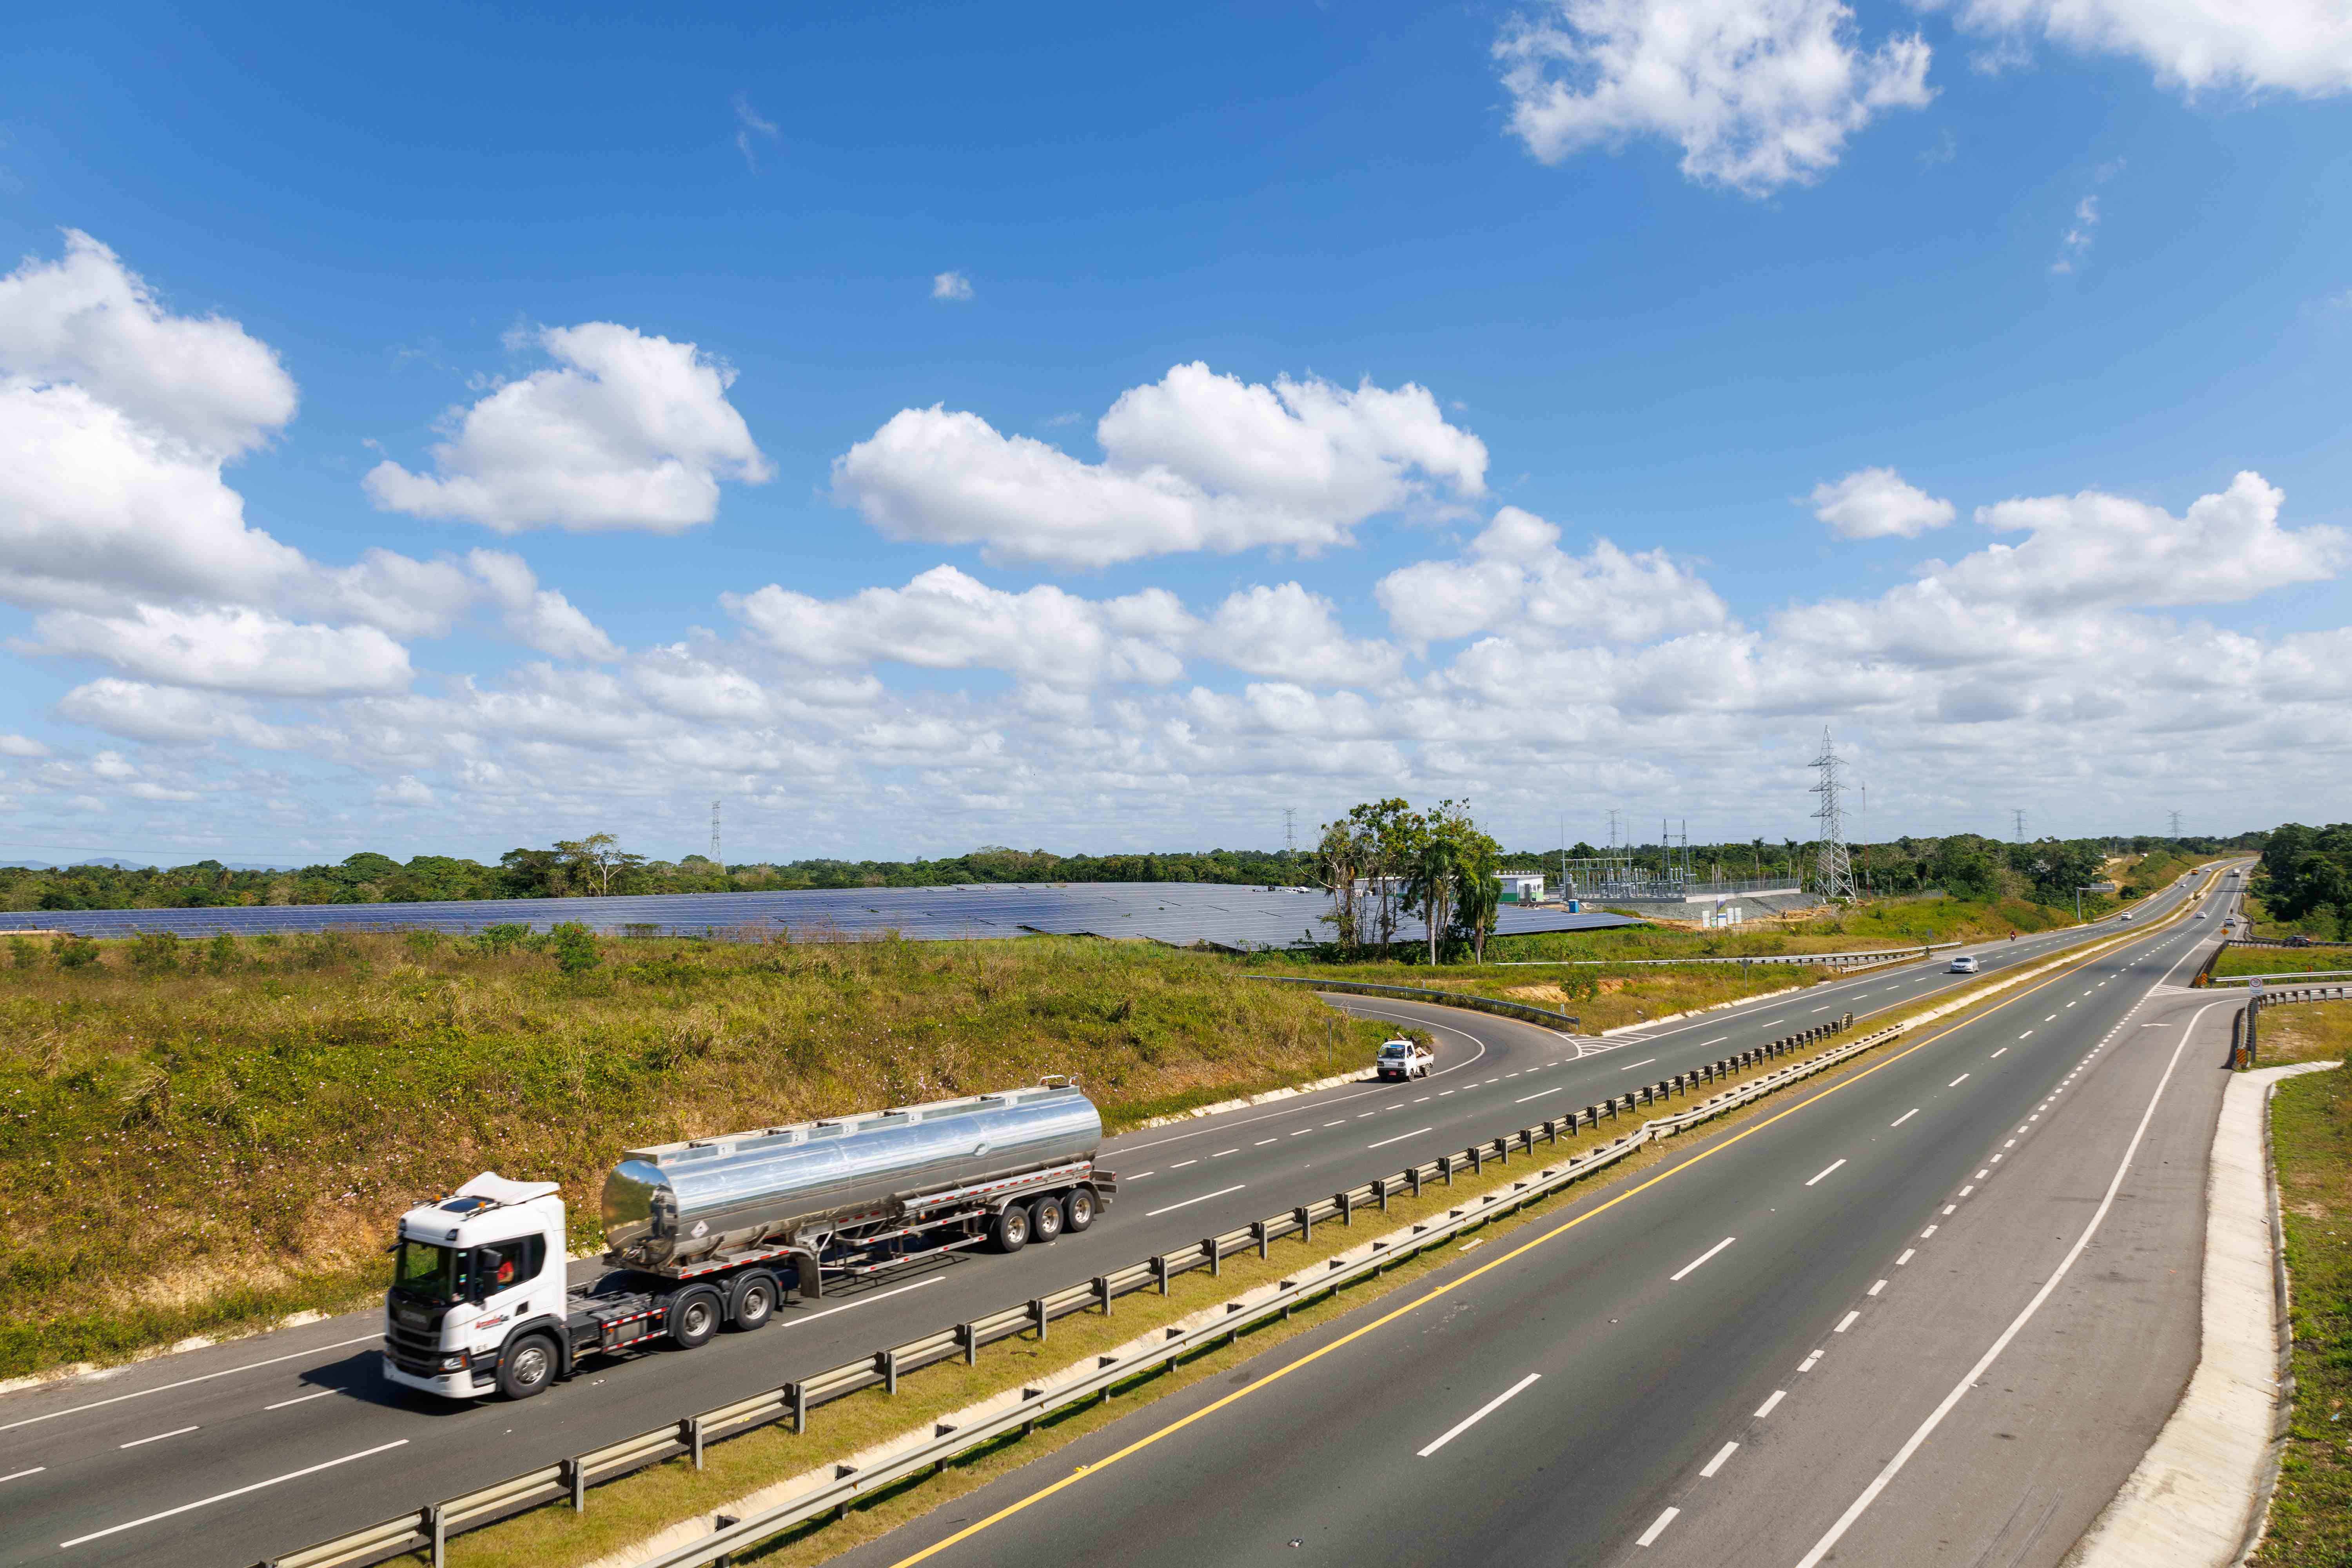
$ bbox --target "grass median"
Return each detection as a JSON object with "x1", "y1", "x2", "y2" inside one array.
[
  {"x1": 422, "y1": 933, "x2": 2154, "y2": 1568},
  {"x1": 2255, "y1": 1009, "x2": 2352, "y2": 1566}
]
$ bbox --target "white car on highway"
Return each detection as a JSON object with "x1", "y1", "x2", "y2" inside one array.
[
  {"x1": 1948, "y1": 955, "x2": 1980, "y2": 974},
  {"x1": 1374, "y1": 1038, "x2": 1434, "y2": 1081}
]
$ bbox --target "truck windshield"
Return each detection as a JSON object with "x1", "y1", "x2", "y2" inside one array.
[{"x1": 392, "y1": 1240, "x2": 466, "y2": 1304}]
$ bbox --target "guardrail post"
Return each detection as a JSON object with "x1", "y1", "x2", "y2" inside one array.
[
  {"x1": 956, "y1": 1324, "x2": 976, "y2": 1365},
  {"x1": 1203, "y1": 1238, "x2": 1221, "y2": 1277},
  {"x1": 685, "y1": 1414, "x2": 705, "y2": 1468},
  {"x1": 1375, "y1": 1176, "x2": 1391, "y2": 1210},
  {"x1": 1253, "y1": 1220, "x2": 1270, "y2": 1258},
  {"x1": 1338, "y1": 1189, "x2": 1354, "y2": 1226},
  {"x1": 427, "y1": 1504, "x2": 445, "y2": 1568},
  {"x1": 1409, "y1": 1165, "x2": 1425, "y2": 1197},
  {"x1": 880, "y1": 1349, "x2": 898, "y2": 1397},
  {"x1": 1094, "y1": 1275, "x2": 1113, "y2": 1313},
  {"x1": 1030, "y1": 1298, "x2": 1048, "y2": 1340},
  {"x1": 1440, "y1": 1154, "x2": 1455, "y2": 1185},
  {"x1": 1295, "y1": 1205, "x2": 1314, "y2": 1242},
  {"x1": 1469, "y1": 1145, "x2": 1485, "y2": 1176},
  {"x1": 790, "y1": 1381, "x2": 808, "y2": 1434},
  {"x1": 565, "y1": 1455, "x2": 585, "y2": 1510},
  {"x1": 1151, "y1": 1256, "x2": 1171, "y2": 1294}
]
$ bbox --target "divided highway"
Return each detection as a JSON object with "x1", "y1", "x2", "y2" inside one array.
[
  {"x1": 0, "y1": 874, "x2": 2218, "y2": 1567},
  {"x1": 831, "y1": 871, "x2": 2243, "y2": 1568}
]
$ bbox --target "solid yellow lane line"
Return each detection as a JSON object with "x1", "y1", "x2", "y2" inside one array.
[{"x1": 884, "y1": 940, "x2": 2132, "y2": 1566}]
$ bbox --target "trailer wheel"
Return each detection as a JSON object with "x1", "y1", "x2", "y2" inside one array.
[
  {"x1": 498, "y1": 1334, "x2": 558, "y2": 1400},
  {"x1": 1063, "y1": 1185, "x2": 1097, "y2": 1233},
  {"x1": 728, "y1": 1272, "x2": 777, "y2": 1332},
  {"x1": 1031, "y1": 1194, "x2": 1065, "y2": 1243},
  {"x1": 668, "y1": 1287, "x2": 723, "y2": 1349},
  {"x1": 990, "y1": 1202, "x2": 1031, "y2": 1254}
]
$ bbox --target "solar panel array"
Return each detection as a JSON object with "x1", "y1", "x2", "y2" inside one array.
[{"x1": 0, "y1": 882, "x2": 1640, "y2": 950}]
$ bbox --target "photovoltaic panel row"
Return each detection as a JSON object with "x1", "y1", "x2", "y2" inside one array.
[{"x1": 0, "y1": 882, "x2": 1639, "y2": 949}]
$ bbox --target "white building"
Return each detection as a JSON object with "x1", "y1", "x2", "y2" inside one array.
[{"x1": 1497, "y1": 871, "x2": 1546, "y2": 904}]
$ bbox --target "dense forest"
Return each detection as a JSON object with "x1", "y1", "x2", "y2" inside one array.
[
  {"x1": 0, "y1": 826, "x2": 2269, "y2": 915},
  {"x1": 2256, "y1": 822, "x2": 2352, "y2": 938}
]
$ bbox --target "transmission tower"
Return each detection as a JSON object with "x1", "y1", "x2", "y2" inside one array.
[
  {"x1": 2168, "y1": 809, "x2": 2183, "y2": 839},
  {"x1": 2013, "y1": 808, "x2": 2026, "y2": 842},
  {"x1": 1283, "y1": 807, "x2": 1297, "y2": 859},
  {"x1": 710, "y1": 799, "x2": 722, "y2": 865},
  {"x1": 1809, "y1": 727, "x2": 1857, "y2": 902}
]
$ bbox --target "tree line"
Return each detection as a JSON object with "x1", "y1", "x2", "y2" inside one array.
[{"x1": 2257, "y1": 823, "x2": 2352, "y2": 938}]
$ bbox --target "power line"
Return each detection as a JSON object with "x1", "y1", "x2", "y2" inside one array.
[{"x1": 1810, "y1": 726, "x2": 1857, "y2": 902}]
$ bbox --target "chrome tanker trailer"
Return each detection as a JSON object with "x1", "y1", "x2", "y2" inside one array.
[{"x1": 383, "y1": 1078, "x2": 1115, "y2": 1400}]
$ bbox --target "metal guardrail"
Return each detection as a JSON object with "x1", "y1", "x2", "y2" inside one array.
[
  {"x1": 1496, "y1": 942, "x2": 1963, "y2": 969},
  {"x1": 2233, "y1": 984, "x2": 2351, "y2": 1069},
  {"x1": 258, "y1": 1013, "x2": 1868, "y2": 1568},
  {"x1": 2206, "y1": 970, "x2": 2352, "y2": 988}
]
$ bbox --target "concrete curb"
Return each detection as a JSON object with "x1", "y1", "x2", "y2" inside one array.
[{"x1": 2062, "y1": 1060, "x2": 2339, "y2": 1568}]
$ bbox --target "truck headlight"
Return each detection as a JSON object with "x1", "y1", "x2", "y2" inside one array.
[{"x1": 439, "y1": 1354, "x2": 468, "y2": 1372}]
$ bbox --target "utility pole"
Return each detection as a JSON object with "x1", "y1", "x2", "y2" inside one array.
[
  {"x1": 1810, "y1": 727, "x2": 1857, "y2": 902},
  {"x1": 710, "y1": 799, "x2": 722, "y2": 866}
]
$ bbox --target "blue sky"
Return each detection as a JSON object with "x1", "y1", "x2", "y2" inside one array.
[{"x1": 2, "y1": 0, "x2": 2347, "y2": 865}]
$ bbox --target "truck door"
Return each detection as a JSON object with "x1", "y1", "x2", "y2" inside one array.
[{"x1": 475, "y1": 1234, "x2": 552, "y2": 1340}]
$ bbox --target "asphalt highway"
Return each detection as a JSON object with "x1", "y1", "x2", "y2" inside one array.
[
  {"x1": 827, "y1": 870, "x2": 2243, "y2": 1568},
  {"x1": 0, "y1": 871, "x2": 2221, "y2": 1567}
]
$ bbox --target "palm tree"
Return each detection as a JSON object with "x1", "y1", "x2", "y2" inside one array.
[{"x1": 1406, "y1": 836, "x2": 1464, "y2": 967}]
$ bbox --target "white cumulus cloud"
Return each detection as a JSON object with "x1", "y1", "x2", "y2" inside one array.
[
  {"x1": 831, "y1": 362, "x2": 1488, "y2": 567},
  {"x1": 1497, "y1": 0, "x2": 1936, "y2": 193},
  {"x1": 1375, "y1": 506, "x2": 1728, "y2": 644},
  {"x1": 932, "y1": 271, "x2": 975, "y2": 302},
  {"x1": 1923, "y1": 0, "x2": 2352, "y2": 95},
  {"x1": 365, "y1": 322, "x2": 773, "y2": 533},
  {"x1": 23, "y1": 606, "x2": 414, "y2": 697},
  {"x1": 1205, "y1": 583, "x2": 1404, "y2": 686},
  {"x1": 1809, "y1": 466, "x2": 1956, "y2": 538}
]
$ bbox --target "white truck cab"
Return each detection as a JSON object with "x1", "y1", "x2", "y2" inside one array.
[
  {"x1": 384, "y1": 1172, "x2": 569, "y2": 1400},
  {"x1": 1375, "y1": 1037, "x2": 1434, "y2": 1082}
]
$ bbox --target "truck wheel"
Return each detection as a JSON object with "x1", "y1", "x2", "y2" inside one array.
[
  {"x1": 1063, "y1": 1185, "x2": 1098, "y2": 1233},
  {"x1": 668, "y1": 1288, "x2": 723, "y2": 1349},
  {"x1": 990, "y1": 1202, "x2": 1031, "y2": 1254},
  {"x1": 1031, "y1": 1194, "x2": 1065, "y2": 1243},
  {"x1": 728, "y1": 1272, "x2": 777, "y2": 1332},
  {"x1": 498, "y1": 1334, "x2": 558, "y2": 1400}
]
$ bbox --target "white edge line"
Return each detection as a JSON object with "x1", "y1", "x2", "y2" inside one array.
[
  {"x1": 1144, "y1": 1183, "x2": 1247, "y2": 1218},
  {"x1": 1700, "y1": 1441, "x2": 1739, "y2": 1477},
  {"x1": 0, "y1": 1332, "x2": 385, "y2": 1434},
  {"x1": 59, "y1": 1439, "x2": 411, "y2": 1548},
  {"x1": 1417, "y1": 1372, "x2": 1542, "y2": 1458},
  {"x1": 1366, "y1": 1126, "x2": 1435, "y2": 1151},
  {"x1": 1637, "y1": 1506, "x2": 1682, "y2": 1546},
  {"x1": 0, "y1": 1465, "x2": 45, "y2": 1484},
  {"x1": 1515, "y1": 1086, "x2": 1565, "y2": 1104}
]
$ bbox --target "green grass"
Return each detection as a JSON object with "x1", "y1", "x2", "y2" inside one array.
[
  {"x1": 0, "y1": 931, "x2": 1388, "y2": 1380},
  {"x1": 2215, "y1": 947, "x2": 2352, "y2": 979},
  {"x1": 2257, "y1": 1054, "x2": 2352, "y2": 1565}
]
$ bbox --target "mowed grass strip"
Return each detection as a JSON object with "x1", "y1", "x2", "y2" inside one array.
[
  {"x1": 2258, "y1": 1042, "x2": 2352, "y2": 1567},
  {"x1": 0, "y1": 931, "x2": 1385, "y2": 1379}
]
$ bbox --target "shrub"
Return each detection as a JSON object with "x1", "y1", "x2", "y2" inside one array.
[
  {"x1": 471, "y1": 923, "x2": 530, "y2": 956},
  {"x1": 203, "y1": 932, "x2": 239, "y2": 974},
  {"x1": 549, "y1": 922, "x2": 602, "y2": 975},
  {"x1": 7, "y1": 936, "x2": 33, "y2": 970},
  {"x1": 402, "y1": 929, "x2": 447, "y2": 961},
  {"x1": 128, "y1": 932, "x2": 183, "y2": 973},
  {"x1": 52, "y1": 935, "x2": 100, "y2": 969}
]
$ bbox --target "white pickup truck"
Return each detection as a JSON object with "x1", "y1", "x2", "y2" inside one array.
[{"x1": 1374, "y1": 1037, "x2": 1434, "y2": 1082}]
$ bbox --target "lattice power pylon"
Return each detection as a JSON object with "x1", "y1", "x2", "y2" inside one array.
[
  {"x1": 1810, "y1": 727, "x2": 1857, "y2": 902},
  {"x1": 710, "y1": 799, "x2": 722, "y2": 865}
]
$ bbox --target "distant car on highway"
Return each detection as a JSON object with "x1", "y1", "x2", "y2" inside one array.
[
  {"x1": 1948, "y1": 955, "x2": 1980, "y2": 974},
  {"x1": 1374, "y1": 1037, "x2": 1433, "y2": 1081},
  {"x1": 2286, "y1": 934, "x2": 2314, "y2": 947},
  {"x1": 2120, "y1": 911, "x2": 2134, "y2": 922},
  {"x1": 2194, "y1": 911, "x2": 2207, "y2": 920}
]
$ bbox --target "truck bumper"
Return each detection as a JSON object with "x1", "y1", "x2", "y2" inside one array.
[{"x1": 381, "y1": 1353, "x2": 492, "y2": 1400}]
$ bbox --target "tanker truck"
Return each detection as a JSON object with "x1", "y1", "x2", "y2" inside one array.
[{"x1": 382, "y1": 1077, "x2": 1115, "y2": 1401}]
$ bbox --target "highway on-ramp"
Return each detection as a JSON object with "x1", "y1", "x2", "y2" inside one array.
[
  {"x1": 830, "y1": 871, "x2": 2243, "y2": 1568},
  {"x1": 0, "y1": 872, "x2": 2221, "y2": 1567}
]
